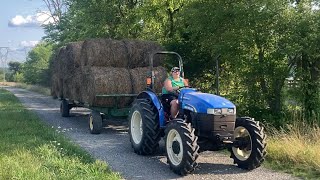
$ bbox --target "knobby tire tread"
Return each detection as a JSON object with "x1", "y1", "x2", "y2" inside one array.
[
  {"x1": 230, "y1": 117, "x2": 267, "y2": 170},
  {"x1": 165, "y1": 120, "x2": 199, "y2": 175}
]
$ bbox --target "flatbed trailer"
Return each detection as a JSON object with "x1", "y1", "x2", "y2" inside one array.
[{"x1": 59, "y1": 93, "x2": 139, "y2": 134}]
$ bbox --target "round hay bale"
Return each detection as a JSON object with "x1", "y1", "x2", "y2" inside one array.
[
  {"x1": 56, "y1": 47, "x2": 69, "y2": 98},
  {"x1": 130, "y1": 66, "x2": 167, "y2": 94},
  {"x1": 51, "y1": 47, "x2": 66, "y2": 98},
  {"x1": 123, "y1": 39, "x2": 165, "y2": 68},
  {"x1": 66, "y1": 41, "x2": 83, "y2": 68},
  {"x1": 50, "y1": 51, "x2": 59, "y2": 98},
  {"x1": 51, "y1": 50, "x2": 59, "y2": 76},
  {"x1": 81, "y1": 39, "x2": 128, "y2": 68},
  {"x1": 81, "y1": 67, "x2": 133, "y2": 107},
  {"x1": 62, "y1": 74, "x2": 73, "y2": 100},
  {"x1": 51, "y1": 74, "x2": 59, "y2": 98},
  {"x1": 69, "y1": 70, "x2": 83, "y2": 102}
]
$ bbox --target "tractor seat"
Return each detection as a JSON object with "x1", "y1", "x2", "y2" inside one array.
[{"x1": 161, "y1": 95, "x2": 171, "y2": 114}]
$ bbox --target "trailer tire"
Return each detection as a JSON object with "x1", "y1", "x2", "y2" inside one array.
[
  {"x1": 60, "y1": 99, "x2": 70, "y2": 117},
  {"x1": 230, "y1": 117, "x2": 267, "y2": 170},
  {"x1": 128, "y1": 99, "x2": 161, "y2": 155},
  {"x1": 88, "y1": 111, "x2": 102, "y2": 134},
  {"x1": 165, "y1": 120, "x2": 199, "y2": 176}
]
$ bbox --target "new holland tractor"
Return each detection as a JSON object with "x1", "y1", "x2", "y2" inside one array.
[{"x1": 128, "y1": 51, "x2": 267, "y2": 175}]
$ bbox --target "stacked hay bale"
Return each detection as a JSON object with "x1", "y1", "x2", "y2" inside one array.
[
  {"x1": 51, "y1": 38, "x2": 168, "y2": 108},
  {"x1": 129, "y1": 66, "x2": 167, "y2": 94},
  {"x1": 63, "y1": 42, "x2": 84, "y2": 102},
  {"x1": 51, "y1": 47, "x2": 67, "y2": 98}
]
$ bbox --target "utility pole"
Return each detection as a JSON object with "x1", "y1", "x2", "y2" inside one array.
[{"x1": 0, "y1": 47, "x2": 9, "y2": 82}]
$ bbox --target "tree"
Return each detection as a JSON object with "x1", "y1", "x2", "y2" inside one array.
[
  {"x1": 8, "y1": 61, "x2": 22, "y2": 74},
  {"x1": 177, "y1": 0, "x2": 293, "y2": 125},
  {"x1": 41, "y1": 0, "x2": 320, "y2": 125},
  {"x1": 287, "y1": 0, "x2": 320, "y2": 122},
  {"x1": 21, "y1": 43, "x2": 53, "y2": 86}
]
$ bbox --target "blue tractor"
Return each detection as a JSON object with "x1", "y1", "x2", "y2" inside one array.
[{"x1": 128, "y1": 51, "x2": 267, "y2": 175}]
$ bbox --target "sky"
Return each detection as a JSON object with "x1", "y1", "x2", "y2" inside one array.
[{"x1": 0, "y1": 0, "x2": 52, "y2": 63}]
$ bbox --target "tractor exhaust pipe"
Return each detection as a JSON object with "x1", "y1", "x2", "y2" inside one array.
[{"x1": 215, "y1": 54, "x2": 221, "y2": 95}]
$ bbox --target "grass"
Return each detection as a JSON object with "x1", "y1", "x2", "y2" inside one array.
[
  {"x1": 0, "y1": 88, "x2": 121, "y2": 180},
  {"x1": 0, "y1": 82, "x2": 51, "y2": 96},
  {"x1": 15, "y1": 83, "x2": 51, "y2": 96},
  {"x1": 266, "y1": 122, "x2": 320, "y2": 179}
]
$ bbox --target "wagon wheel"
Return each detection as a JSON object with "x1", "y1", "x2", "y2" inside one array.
[{"x1": 88, "y1": 111, "x2": 103, "y2": 134}]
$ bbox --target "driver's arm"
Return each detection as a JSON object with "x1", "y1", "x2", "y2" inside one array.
[
  {"x1": 164, "y1": 79, "x2": 179, "y2": 92},
  {"x1": 183, "y1": 79, "x2": 189, "y2": 87}
]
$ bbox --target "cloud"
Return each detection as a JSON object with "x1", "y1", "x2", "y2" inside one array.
[
  {"x1": 8, "y1": 12, "x2": 55, "y2": 28},
  {"x1": 20, "y1": 40, "x2": 39, "y2": 48}
]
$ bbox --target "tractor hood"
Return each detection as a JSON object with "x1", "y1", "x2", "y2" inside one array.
[{"x1": 181, "y1": 92, "x2": 235, "y2": 114}]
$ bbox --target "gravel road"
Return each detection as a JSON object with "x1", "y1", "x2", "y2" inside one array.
[{"x1": 3, "y1": 87, "x2": 299, "y2": 180}]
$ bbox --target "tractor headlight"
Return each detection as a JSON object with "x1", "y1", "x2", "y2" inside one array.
[
  {"x1": 207, "y1": 108, "x2": 222, "y2": 115},
  {"x1": 207, "y1": 108, "x2": 235, "y2": 115},
  {"x1": 227, "y1": 108, "x2": 235, "y2": 114}
]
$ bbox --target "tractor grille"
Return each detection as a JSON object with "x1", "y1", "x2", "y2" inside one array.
[{"x1": 196, "y1": 114, "x2": 235, "y2": 141}]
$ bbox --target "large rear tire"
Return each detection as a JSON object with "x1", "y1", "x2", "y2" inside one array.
[
  {"x1": 88, "y1": 111, "x2": 103, "y2": 134},
  {"x1": 165, "y1": 120, "x2": 199, "y2": 176},
  {"x1": 230, "y1": 117, "x2": 267, "y2": 170},
  {"x1": 128, "y1": 99, "x2": 161, "y2": 155}
]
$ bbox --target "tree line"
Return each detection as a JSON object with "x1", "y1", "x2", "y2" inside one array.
[{"x1": 9, "y1": 0, "x2": 320, "y2": 126}]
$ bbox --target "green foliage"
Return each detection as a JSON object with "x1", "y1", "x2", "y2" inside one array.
[
  {"x1": 12, "y1": 72, "x2": 24, "y2": 83},
  {"x1": 8, "y1": 61, "x2": 22, "y2": 74},
  {"x1": 41, "y1": 0, "x2": 320, "y2": 126},
  {"x1": 0, "y1": 69, "x2": 4, "y2": 82},
  {"x1": 176, "y1": 0, "x2": 291, "y2": 124},
  {"x1": 7, "y1": 61, "x2": 22, "y2": 82},
  {"x1": 21, "y1": 43, "x2": 53, "y2": 86}
]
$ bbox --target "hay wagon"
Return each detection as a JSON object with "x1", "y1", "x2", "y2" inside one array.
[
  {"x1": 59, "y1": 93, "x2": 139, "y2": 134},
  {"x1": 51, "y1": 39, "x2": 167, "y2": 134}
]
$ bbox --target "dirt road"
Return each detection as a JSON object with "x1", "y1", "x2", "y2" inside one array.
[{"x1": 4, "y1": 87, "x2": 298, "y2": 180}]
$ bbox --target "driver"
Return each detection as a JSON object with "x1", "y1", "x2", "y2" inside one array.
[{"x1": 162, "y1": 67, "x2": 189, "y2": 120}]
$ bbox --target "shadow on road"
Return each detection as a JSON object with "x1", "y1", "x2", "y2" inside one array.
[{"x1": 195, "y1": 162, "x2": 248, "y2": 175}]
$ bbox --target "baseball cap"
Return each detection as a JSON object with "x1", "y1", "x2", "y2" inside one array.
[{"x1": 171, "y1": 67, "x2": 180, "y2": 72}]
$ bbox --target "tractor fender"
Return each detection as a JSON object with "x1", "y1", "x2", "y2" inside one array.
[{"x1": 136, "y1": 91, "x2": 165, "y2": 127}]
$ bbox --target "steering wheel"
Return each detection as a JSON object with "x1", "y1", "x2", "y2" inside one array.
[{"x1": 174, "y1": 86, "x2": 190, "y2": 94}]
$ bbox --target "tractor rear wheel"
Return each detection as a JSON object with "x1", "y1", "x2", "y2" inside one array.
[
  {"x1": 165, "y1": 120, "x2": 199, "y2": 176},
  {"x1": 230, "y1": 117, "x2": 267, "y2": 170},
  {"x1": 128, "y1": 99, "x2": 161, "y2": 155}
]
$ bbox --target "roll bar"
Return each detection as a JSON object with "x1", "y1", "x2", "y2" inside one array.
[{"x1": 148, "y1": 51, "x2": 184, "y2": 91}]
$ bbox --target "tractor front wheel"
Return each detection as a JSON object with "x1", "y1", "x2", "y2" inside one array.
[
  {"x1": 230, "y1": 117, "x2": 267, "y2": 170},
  {"x1": 128, "y1": 99, "x2": 161, "y2": 155},
  {"x1": 165, "y1": 120, "x2": 199, "y2": 176}
]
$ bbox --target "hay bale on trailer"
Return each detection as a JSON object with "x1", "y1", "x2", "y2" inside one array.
[
  {"x1": 81, "y1": 67, "x2": 133, "y2": 108},
  {"x1": 81, "y1": 39, "x2": 129, "y2": 68},
  {"x1": 65, "y1": 41, "x2": 84, "y2": 69},
  {"x1": 123, "y1": 39, "x2": 165, "y2": 68},
  {"x1": 50, "y1": 42, "x2": 82, "y2": 99},
  {"x1": 52, "y1": 38, "x2": 168, "y2": 105},
  {"x1": 50, "y1": 52, "x2": 59, "y2": 98},
  {"x1": 130, "y1": 66, "x2": 167, "y2": 94},
  {"x1": 51, "y1": 47, "x2": 67, "y2": 98},
  {"x1": 69, "y1": 71, "x2": 83, "y2": 102},
  {"x1": 51, "y1": 74, "x2": 59, "y2": 98}
]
